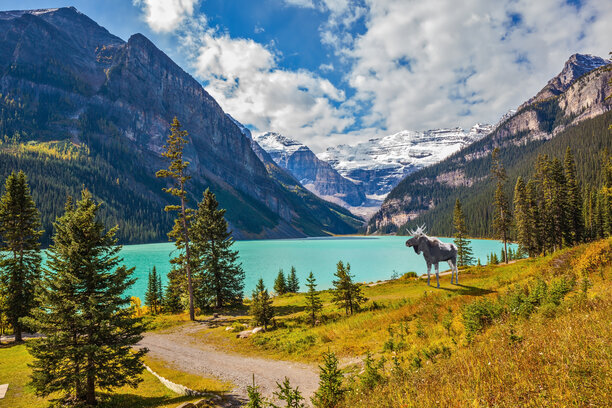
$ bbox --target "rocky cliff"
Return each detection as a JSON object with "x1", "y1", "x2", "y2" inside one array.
[
  {"x1": 0, "y1": 7, "x2": 362, "y2": 241},
  {"x1": 253, "y1": 132, "x2": 366, "y2": 208}
]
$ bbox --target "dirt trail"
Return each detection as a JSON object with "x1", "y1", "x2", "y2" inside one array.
[{"x1": 137, "y1": 323, "x2": 319, "y2": 407}]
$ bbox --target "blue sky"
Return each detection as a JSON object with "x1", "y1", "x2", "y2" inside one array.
[{"x1": 1, "y1": 0, "x2": 610, "y2": 151}]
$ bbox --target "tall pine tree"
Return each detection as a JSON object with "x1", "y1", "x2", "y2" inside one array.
[
  {"x1": 490, "y1": 148, "x2": 512, "y2": 263},
  {"x1": 513, "y1": 177, "x2": 534, "y2": 256},
  {"x1": 287, "y1": 266, "x2": 300, "y2": 293},
  {"x1": 452, "y1": 198, "x2": 474, "y2": 268},
  {"x1": 564, "y1": 147, "x2": 583, "y2": 245},
  {"x1": 156, "y1": 117, "x2": 196, "y2": 320},
  {"x1": 145, "y1": 266, "x2": 162, "y2": 314},
  {"x1": 250, "y1": 278, "x2": 274, "y2": 330},
  {"x1": 26, "y1": 191, "x2": 146, "y2": 406},
  {"x1": 191, "y1": 189, "x2": 245, "y2": 309},
  {"x1": 332, "y1": 261, "x2": 366, "y2": 315},
  {"x1": 0, "y1": 170, "x2": 42, "y2": 342},
  {"x1": 274, "y1": 269, "x2": 287, "y2": 296},
  {"x1": 305, "y1": 272, "x2": 322, "y2": 326}
]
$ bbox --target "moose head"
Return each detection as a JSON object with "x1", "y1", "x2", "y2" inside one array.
[{"x1": 405, "y1": 224, "x2": 428, "y2": 255}]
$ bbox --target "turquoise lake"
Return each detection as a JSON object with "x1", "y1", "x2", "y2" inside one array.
[{"x1": 106, "y1": 236, "x2": 516, "y2": 300}]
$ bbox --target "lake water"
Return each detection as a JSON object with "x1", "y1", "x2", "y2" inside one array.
[{"x1": 110, "y1": 236, "x2": 515, "y2": 300}]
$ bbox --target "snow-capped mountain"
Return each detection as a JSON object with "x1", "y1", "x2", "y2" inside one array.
[
  {"x1": 253, "y1": 132, "x2": 366, "y2": 208},
  {"x1": 318, "y1": 124, "x2": 493, "y2": 196}
]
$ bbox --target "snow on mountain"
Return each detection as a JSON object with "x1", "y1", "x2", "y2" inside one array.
[{"x1": 318, "y1": 124, "x2": 493, "y2": 196}]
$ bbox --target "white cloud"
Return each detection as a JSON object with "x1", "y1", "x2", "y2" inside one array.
[
  {"x1": 343, "y1": 0, "x2": 612, "y2": 134},
  {"x1": 191, "y1": 32, "x2": 353, "y2": 151},
  {"x1": 134, "y1": 0, "x2": 200, "y2": 33}
]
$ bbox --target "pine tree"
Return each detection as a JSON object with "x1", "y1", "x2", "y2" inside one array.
[
  {"x1": 526, "y1": 179, "x2": 543, "y2": 255},
  {"x1": 452, "y1": 198, "x2": 474, "y2": 267},
  {"x1": 564, "y1": 147, "x2": 583, "y2": 245},
  {"x1": 490, "y1": 148, "x2": 512, "y2": 263},
  {"x1": 164, "y1": 267, "x2": 185, "y2": 313},
  {"x1": 191, "y1": 189, "x2": 244, "y2": 308},
  {"x1": 25, "y1": 191, "x2": 146, "y2": 405},
  {"x1": 157, "y1": 272, "x2": 164, "y2": 310},
  {"x1": 287, "y1": 266, "x2": 300, "y2": 293},
  {"x1": 311, "y1": 352, "x2": 344, "y2": 408},
  {"x1": 156, "y1": 117, "x2": 196, "y2": 320},
  {"x1": 332, "y1": 261, "x2": 367, "y2": 315},
  {"x1": 305, "y1": 272, "x2": 322, "y2": 326},
  {"x1": 250, "y1": 278, "x2": 274, "y2": 330},
  {"x1": 513, "y1": 177, "x2": 533, "y2": 256},
  {"x1": 145, "y1": 266, "x2": 161, "y2": 314},
  {"x1": 274, "y1": 269, "x2": 287, "y2": 296},
  {"x1": 246, "y1": 375, "x2": 268, "y2": 408},
  {"x1": 0, "y1": 170, "x2": 42, "y2": 342},
  {"x1": 274, "y1": 377, "x2": 306, "y2": 408},
  {"x1": 546, "y1": 158, "x2": 568, "y2": 250}
]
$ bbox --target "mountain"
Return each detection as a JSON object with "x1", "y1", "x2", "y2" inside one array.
[
  {"x1": 319, "y1": 124, "x2": 493, "y2": 196},
  {"x1": 252, "y1": 132, "x2": 366, "y2": 208},
  {"x1": 368, "y1": 53, "x2": 612, "y2": 236},
  {"x1": 0, "y1": 7, "x2": 362, "y2": 243}
]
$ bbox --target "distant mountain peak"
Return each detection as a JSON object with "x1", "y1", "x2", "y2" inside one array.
[{"x1": 520, "y1": 53, "x2": 610, "y2": 109}]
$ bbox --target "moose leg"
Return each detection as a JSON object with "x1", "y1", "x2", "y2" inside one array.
[
  {"x1": 435, "y1": 263, "x2": 440, "y2": 288},
  {"x1": 448, "y1": 260, "x2": 455, "y2": 284},
  {"x1": 455, "y1": 261, "x2": 459, "y2": 285},
  {"x1": 426, "y1": 263, "x2": 431, "y2": 286}
]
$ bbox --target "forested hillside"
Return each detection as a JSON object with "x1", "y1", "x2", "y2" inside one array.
[{"x1": 369, "y1": 55, "x2": 611, "y2": 237}]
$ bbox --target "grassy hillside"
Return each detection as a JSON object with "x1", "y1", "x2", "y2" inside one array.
[{"x1": 179, "y1": 239, "x2": 611, "y2": 406}]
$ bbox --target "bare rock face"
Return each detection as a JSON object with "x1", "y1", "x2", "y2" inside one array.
[
  {"x1": 0, "y1": 7, "x2": 362, "y2": 240},
  {"x1": 253, "y1": 132, "x2": 366, "y2": 207}
]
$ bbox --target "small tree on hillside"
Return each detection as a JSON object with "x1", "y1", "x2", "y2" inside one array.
[
  {"x1": 453, "y1": 198, "x2": 474, "y2": 268},
  {"x1": 145, "y1": 266, "x2": 162, "y2": 314},
  {"x1": 287, "y1": 266, "x2": 300, "y2": 293},
  {"x1": 26, "y1": 191, "x2": 146, "y2": 406},
  {"x1": 191, "y1": 189, "x2": 245, "y2": 308},
  {"x1": 490, "y1": 148, "x2": 512, "y2": 263},
  {"x1": 0, "y1": 170, "x2": 42, "y2": 342},
  {"x1": 305, "y1": 272, "x2": 322, "y2": 326},
  {"x1": 311, "y1": 352, "x2": 344, "y2": 408},
  {"x1": 164, "y1": 267, "x2": 185, "y2": 313},
  {"x1": 564, "y1": 147, "x2": 583, "y2": 245},
  {"x1": 274, "y1": 269, "x2": 287, "y2": 296},
  {"x1": 332, "y1": 261, "x2": 367, "y2": 315},
  {"x1": 250, "y1": 278, "x2": 274, "y2": 330},
  {"x1": 514, "y1": 177, "x2": 533, "y2": 257},
  {"x1": 156, "y1": 117, "x2": 196, "y2": 320}
]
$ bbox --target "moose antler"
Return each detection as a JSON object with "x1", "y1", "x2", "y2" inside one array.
[{"x1": 409, "y1": 224, "x2": 427, "y2": 236}]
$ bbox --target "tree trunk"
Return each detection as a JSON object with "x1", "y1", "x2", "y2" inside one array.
[
  {"x1": 181, "y1": 188, "x2": 195, "y2": 321},
  {"x1": 14, "y1": 322, "x2": 22, "y2": 342},
  {"x1": 86, "y1": 366, "x2": 96, "y2": 406}
]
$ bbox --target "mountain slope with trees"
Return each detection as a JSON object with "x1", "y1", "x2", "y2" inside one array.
[
  {"x1": 0, "y1": 7, "x2": 362, "y2": 244},
  {"x1": 368, "y1": 54, "x2": 612, "y2": 237}
]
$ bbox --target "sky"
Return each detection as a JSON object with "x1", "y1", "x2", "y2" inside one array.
[{"x1": 1, "y1": 0, "x2": 611, "y2": 152}]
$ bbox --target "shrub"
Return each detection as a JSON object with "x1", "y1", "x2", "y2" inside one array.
[{"x1": 462, "y1": 298, "x2": 503, "y2": 342}]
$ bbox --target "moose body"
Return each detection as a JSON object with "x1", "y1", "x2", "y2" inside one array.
[{"x1": 405, "y1": 226, "x2": 459, "y2": 288}]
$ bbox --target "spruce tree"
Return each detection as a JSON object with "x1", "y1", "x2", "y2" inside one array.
[
  {"x1": 332, "y1": 261, "x2": 367, "y2": 315},
  {"x1": 26, "y1": 191, "x2": 146, "y2": 406},
  {"x1": 156, "y1": 117, "x2": 196, "y2": 321},
  {"x1": 164, "y1": 268, "x2": 185, "y2": 313},
  {"x1": 274, "y1": 377, "x2": 306, "y2": 408},
  {"x1": 191, "y1": 189, "x2": 244, "y2": 308},
  {"x1": 546, "y1": 158, "x2": 568, "y2": 250},
  {"x1": 145, "y1": 266, "x2": 161, "y2": 314},
  {"x1": 452, "y1": 198, "x2": 474, "y2": 267},
  {"x1": 526, "y1": 179, "x2": 543, "y2": 255},
  {"x1": 564, "y1": 147, "x2": 583, "y2": 245},
  {"x1": 250, "y1": 278, "x2": 274, "y2": 330},
  {"x1": 0, "y1": 170, "x2": 42, "y2": 342},
  {"x1": 305, "y1": 272, "x2": 322, "y2": 326},
  {"x1": 311, "y1": 352, "x2": 344, "y2": 408},
  {"x1": 287, "y1": 266, "x2": 300, "y2": 293},
  {"x1": 490, "y1": 148, "x2": 512, "y2": 263},
  {"x1": 513, "y1": 177, "x2": 533, "y2": 256},
  {"x1": 274, "y1": 269, "x2": 287, "y2": 296}
]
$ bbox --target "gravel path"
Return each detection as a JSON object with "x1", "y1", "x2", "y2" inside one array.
[{"x1": 137, "y1": 323, "x2": 319, "y2": 407}]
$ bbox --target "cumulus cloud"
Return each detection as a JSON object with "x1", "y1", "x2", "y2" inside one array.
[
  {"x1": 134, "y1": 0, "x2": 199, "y2": 33},
  {"x1": 343, "y1": 0, "x2": 612, "y2": 133},
  {"x1": 191, "y1": 32, "x2": 353, "y2": 151}
]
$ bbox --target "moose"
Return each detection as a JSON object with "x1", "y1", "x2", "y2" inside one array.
[{"x1": 405, "y1": 225, "x2": 459, "y2": 288}]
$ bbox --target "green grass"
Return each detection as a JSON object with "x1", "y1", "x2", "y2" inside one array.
[
  {"x1": 0, "y1": 344, "x2": 218, "y2": 408},
  {"x1": 143, "y1": 355, "x2": 231, "y2": 394}
]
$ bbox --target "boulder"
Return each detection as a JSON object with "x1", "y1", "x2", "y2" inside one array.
[
  {"x1": 237, "y1": 329, "x2": 253, "y2": 339},
  {"x1": 225, "y1": 326, "x2": 235, "y2": 332},
  {"x1": 252, "y1": 327, "x2": 264, "y2": 335}
]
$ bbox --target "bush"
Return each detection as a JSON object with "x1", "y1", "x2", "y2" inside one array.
[
  {"x1": 462, "y1": 298, "x2": 503, "y2": 342},
  {"x1": 402, "y1": 271, "x2": 418, "y2": 279}
]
